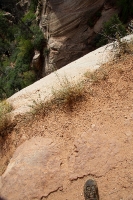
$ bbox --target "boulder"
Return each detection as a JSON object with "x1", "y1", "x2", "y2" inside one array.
[
  {"x1": 0, "y1": 130, "x2": 129, "y2": 200},
  {"x1": 31, "y1": 51, "x2": 41, "y2": 71},
  {"x1": 0, "y1": 137, "x2": 65, "y2": 200}
]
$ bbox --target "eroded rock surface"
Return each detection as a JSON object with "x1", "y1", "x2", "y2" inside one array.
[
  {"x1": 1, "y1": 52, "x2": 133, "y2": 200},
  {"x1": 1, "y1": 127, "x2": 133, "y2": 200},
  {"x1": 0, "y1": 137, "x2": 65, "y2": 200},
  {"x1": 39, "y1": 0, "x2": 118, "y2": 74}
]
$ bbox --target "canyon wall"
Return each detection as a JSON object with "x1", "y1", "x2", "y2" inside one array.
[{"x1": 39, "y1": 0, "x2": 118, "y2": 74}]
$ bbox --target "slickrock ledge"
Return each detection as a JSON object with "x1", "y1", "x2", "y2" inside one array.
[{"x1": 8, "y1": 34, "x2": 133, "y2": 117}]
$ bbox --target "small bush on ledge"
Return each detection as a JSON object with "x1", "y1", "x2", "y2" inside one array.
[{"x1": 0, "y1": 100, "x2": 12, "y2": 134}]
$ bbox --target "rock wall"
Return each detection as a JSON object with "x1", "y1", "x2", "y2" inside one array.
[{"x1": 39, "y1": 0, "x2": 118, "y2": 74}]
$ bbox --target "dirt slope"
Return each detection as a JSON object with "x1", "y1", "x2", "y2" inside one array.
[{"x1": 1, "y1": 54, "x2": 133, "y2": 200}]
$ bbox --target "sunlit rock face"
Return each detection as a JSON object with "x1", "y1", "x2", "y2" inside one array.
[{"x1": 40, "y1": 0, "x2": 117, "y2": 74}]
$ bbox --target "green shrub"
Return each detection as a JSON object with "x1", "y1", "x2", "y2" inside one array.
[
  {"x1": 0, "y1": 2, "x2": 45, "y2": 99},
  {"x1": 30, "y1": 0, "x2": 38, "y2": 12},
  {"x1": 31, "y1": 25, "x2": 45, "y2": 51},
  {"x1": 97, "y1": 14, "x2": 126, "y2": 47},
  {"x1": 43, "y1": 48, "x2": 50, "y2": 56},
  {"x1": 21, "y1": 70, "x2": 36, "y2": 87},
  {"x1": 116, "y1": 0, "x2": 133, "y2": 22},
  {"x1": 18, "y1": 39, "x2": 34, "y2": 59},
  {"x1": 0, "y1": 11, "x2": 14, "y2": 40},
  {"x1": 22, "y1": 11, "x2": 36, "y2": 26}
]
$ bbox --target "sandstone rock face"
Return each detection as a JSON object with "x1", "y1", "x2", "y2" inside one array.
[
  {"x1": 39, "y1": 0, "x2": 118, "y2": 74},
  {"x1": 94, "y1": 8, "x2": 117, "y2": 33},
  {"x1": 31, "y1": 51, "x2": 41, "y2": 71},
  {"x1": 0, "y1": 137, "x2": 65, "y2": 200},
  {"x1": 1, "y1": 128, "x2": 133, "y2": 199}
]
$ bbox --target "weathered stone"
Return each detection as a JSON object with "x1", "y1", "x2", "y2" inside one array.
[
  {"x1": 68, "y1": 132, "x2": 123, "y2": 180},
  {"x1": 39, "y1": 0, "x2": 118, "y2": 74},
  {"x1": 1, "y1": 129, "x2": 132, "y2": 200},
  {"x1": 31, "y1": 51, "x2": 41, "y2": 71},
  {"x1": 7, "y1": 34, "x2": 133, "y2": 116},
  {"x1": 94, "y1": 8, "x2": 118, "y2": 33},
  {"x1": 0, "y1": 137, "x2": 65, "y2": 200}
]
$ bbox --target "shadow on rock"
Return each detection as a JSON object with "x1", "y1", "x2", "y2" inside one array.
[{"x1": 0, "y1": 197, "x2": 7, "y2": 200}]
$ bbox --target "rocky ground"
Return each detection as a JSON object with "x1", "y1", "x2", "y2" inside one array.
[{"x1": 1, "y1": 54, "x2": 133, "y2": 200}]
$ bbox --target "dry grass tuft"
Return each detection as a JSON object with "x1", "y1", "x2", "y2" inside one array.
[
  {"x1": 0, "y1": 100, "x2": 12, "y2": 134},
  {"x1": 28, "y1": 95, "x2": 52, "y2": 116},
  {"x1": 30, "y1": 76, "x2": 84, "y2": 115},
  {"x1": 114, "y1": 37, "x2": 133, "y2": 59},
  {"x1": 84, "y1": 68, "x2": 108, "y2": 83},
  {"x1": 29, "y1": 97, "x2": 52, "y2": 116},
  {"x1": 28, "y1": 38, "x2": 133, "y2": 116},
  {"x1": 52, "y1": 76, "x2": 84, "y2": 108},
  {"x1": 84, "y1": 38, "x2": 133, "y2": 84}
]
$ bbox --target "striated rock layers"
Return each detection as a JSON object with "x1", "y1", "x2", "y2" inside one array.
[{"x1": 39, "y1": 0, "x2": 118, "y2": 74}]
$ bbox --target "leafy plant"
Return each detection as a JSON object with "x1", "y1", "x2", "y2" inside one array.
[
  {"x1": 0, "y1": 11, "x2": 14, "y2": 56},
  {"x1": 0, "y1": 0, "x2": 46, "y2": 100},
  {"x1": 22, "y1": 70, "x2": 36, "y2": 88},
  {"x1": 18, "y1": 39, "x2": 34, "y2": 61},
  {"x1": 30, "y1": 0, "x2": 39, "y2": 12},
  {"x1": 97, "y1": 14, "x2": 126, "y2": 47},
  {"x1": 31, "y1": 25, "x2": 45, "y2": 51},
  {"x1": 22, "y1": 11, "x2": 36, "y2": 26},
  {"x1": 116, "y1": 0, "x2": 133, "y2": 22}
]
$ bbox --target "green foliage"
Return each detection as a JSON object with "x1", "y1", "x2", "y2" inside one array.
[
  {"x1": 0, "y1": 2, "x2": 45, "y2": 100},
  {"x1": 22, "y1": 11, "x2": 36, "y2": 26},
  {"x1": 116, "y1": 0, "x2": 133, "y2": 22},
  {"x1": 21, "y1": 70, "x2": 36, "y2": 88},
  {"x1": 0, "y1": 11, "x2": 8, "y2": 34},
  {"x1": 3, "y1": 68, "x2": 20, "y2": 95},
  {"x1": 0, "y1": 12, "x2": 14, "y2": 55},
  {"x1": 31, "y1": 25, "x2": 45, "y2": 50},
  {"x1": 18, "y1": 39, "x2": 34, "y2": 62},
  {"x1": 97, "y1": 15, "x2": 126, "y2": 47},
  {"x1": 30, "y1": 0, "x2": 38, "y2": 12},
  {"x1": 43, "y1": 48, "x2": 50, "y2": 56},
  {"x1": 0, "y1": 0, "x2": 18, "y2": 12}
]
